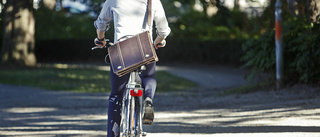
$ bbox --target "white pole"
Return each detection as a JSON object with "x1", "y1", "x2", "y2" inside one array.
[{"x1": 275, "y1": 0, "x2": 283, "y2": 90}]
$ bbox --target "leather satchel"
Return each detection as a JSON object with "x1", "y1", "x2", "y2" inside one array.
[{"x1": 108, "y1": 0, "x2": 157, "y2": 77}]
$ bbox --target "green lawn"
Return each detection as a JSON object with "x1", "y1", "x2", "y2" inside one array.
[{"x1": 0, "y1": 65, "x2": 197, "y2": 93}]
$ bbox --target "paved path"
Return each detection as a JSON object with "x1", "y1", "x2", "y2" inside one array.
[
  {"x1": 156, "y1": 65, "x2": 252, "y2": 89},
  {"x1": 0, "y1": 65, "x2": 320, "y2": 137},
  {"x1": 94, "y1": 64, "x2": 257, "y2": 89}
]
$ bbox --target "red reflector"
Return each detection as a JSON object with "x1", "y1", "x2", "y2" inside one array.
[{"x1": 130, "y1": 89, "x2": 143, "y2": 97}]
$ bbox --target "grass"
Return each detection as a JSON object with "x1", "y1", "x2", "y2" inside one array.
[
  {"x1": 0, "y1": 64, "x2": 197, "y2": 93},
  {"x1": 222, "y1": 80, "x2": 274, "y2": 95}
]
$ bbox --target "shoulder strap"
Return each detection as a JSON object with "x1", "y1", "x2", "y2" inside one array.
[{"x1": 147, "y1": 0, "x2": 152, "y2": 27}]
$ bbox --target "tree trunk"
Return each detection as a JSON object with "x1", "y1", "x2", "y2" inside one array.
[
  {"x1": 1, "y1": 0, "x2": 36, "y2": 66},
  {"x1": 42, "y1": 0, "x2": 56, "y2": 10},
  {"x1": 234, "y1": 0, "x2": 239, "y2": 11},
  {"x1": 287, "y1": 0, "x2": 319, "y2": 23},
  {"x1": 306, "y1": 0, "x2": 320, "y2": 23}
]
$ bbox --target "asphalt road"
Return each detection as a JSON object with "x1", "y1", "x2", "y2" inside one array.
[{"x1": 0, "y1": 65, "x2": 319, "y2": 137}]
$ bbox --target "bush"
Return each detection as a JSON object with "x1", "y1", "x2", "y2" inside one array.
[
  {"x1": 284, "y1": 18, "x2": 320, "y2": 83},
  {"x1": 241, "y1": 30, "x2": 275, "y2": 80},
  {"x1": 241, "y1": 18, "x2": 320, "y2": 84},
  {"x1": 158, "y1": 38, "x2": 245, "y2": 65},
  {"x1": 35, "y1": 39, "x2": 107, "y2": 62},
  {"x1": 35, "y1": 38, "x2": 245, "y2": 66}
]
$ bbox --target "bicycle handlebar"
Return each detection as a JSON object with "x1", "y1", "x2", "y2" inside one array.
[
  {"x1": 92, "y1": 39, "x2": 166, "y2": 50},
  {"x1": 91, "y1": 39, "x2": 114, "y2": 50},
  {"x1": 157, "y1": 40, "x2": 166, "y2": 47}
]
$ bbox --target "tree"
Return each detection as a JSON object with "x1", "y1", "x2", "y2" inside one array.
[
  {"x1": 42, "y1": 0, "x2": 56, "y2": 10},
  {"x1": 1, "y1": 0, "x2": 36, "y2": 66},
  {"x1": 287, "y1": 0, "x2": 320, "y2": 23},
  {"x1": 234, "y1": 0, "x2": 239, "y2": 11}
]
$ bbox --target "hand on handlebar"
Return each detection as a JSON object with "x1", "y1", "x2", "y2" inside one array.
[
  {"x1": 92, "y1": 38, "x2": 113, "y2": 50},
  {"x1": 154, "y1": 36, "x2": 166, "y2": 50},
  {"x1": 93, "y1": 38, "x2": 107, "y2": 48}
]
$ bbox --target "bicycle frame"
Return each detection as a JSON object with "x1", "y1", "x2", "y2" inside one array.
[{"x1": 121, "y1": 71, "x2": 145, "y2": 137}]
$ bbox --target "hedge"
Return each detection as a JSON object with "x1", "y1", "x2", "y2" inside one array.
[
  {"x1": 158, "y1": 38, "x2": 245, "y2": 65},
  {"x1": 241, "y1": 18, "x2": 320, "y2": 83},
  {"x1": 35, "y1": 39, "x2": 107, "y2": 62},
  {"x1": 35, "y1": 38, "x2": 245, "y2": 65}
]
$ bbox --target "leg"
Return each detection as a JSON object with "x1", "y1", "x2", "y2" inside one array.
[
  {"x1": 139, "y1": 63, "x2": 156, "y2": 125},
  {"x1": 107, "y1": 67, "x2": 129, "y2": 137},
  {"x1": 139, "y1": 62, "x2": 157, "y2": 100}
]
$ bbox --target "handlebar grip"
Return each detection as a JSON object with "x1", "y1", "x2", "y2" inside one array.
[
  {"x1": 157, "y1": 40, "x2": 166, "y2": 47},
  {"x1": 95, "y1": 40, "x2": 103, "y2": 45},
  {"x1": 92, "y1": 39, "x2": 114, "y2": 50}
]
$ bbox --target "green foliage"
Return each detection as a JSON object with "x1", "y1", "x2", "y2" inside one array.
[
  {"x1": 158, "y1": 38, "x2": 245, "y2": 65},
  {"x1": 35, "y1": 6, "x2": 98, "y2": 40},
  {"x1": 35, "y1": 38, "x2": 244, "y2": 65},
  {"x1": 283, "y1": 18, "x2": 320, "y2": 83},
  {"x1": 223, "y1": 80, "x2": 274, "y2": 95},
  {"x1": 0, "y1": 67, "x2": 110, "y2": 93},
  {"x1": 167, "y1": 1, "x2": 250, "y2": 40},
  {"x1": 241, "y1": 30, "x2": 275, "y2": 80},
  {"x1": 241, "y1": 18, "x2": 320, "y2": 84}
]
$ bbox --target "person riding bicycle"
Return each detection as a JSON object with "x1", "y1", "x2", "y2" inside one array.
[{"x1": 93, "y1": 0, "x2": 171, "y2": 136}]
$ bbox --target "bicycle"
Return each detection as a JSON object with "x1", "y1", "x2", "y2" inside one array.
[
  {"x1": 93, "y1": 39, "x2": 162, "y2": 137},
  {"x1": 120, "y1": 65, "x2": 147, "y2": 137}
]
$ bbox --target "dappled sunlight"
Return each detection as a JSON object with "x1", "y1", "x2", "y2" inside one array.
[
  {"x1": 0, "y1": 129, "x2": 107, "y2": 136},
  {"x1": 0, "y1": 103, "x2": 108, "y2": 136},
  {"x1": 60, "y1": 95, "x2": 107, "y2": 100},
  {"x1": 57, "y1": 72, "x2": 105, "y2": 80},
  {"x1": 145, "y1": 133, "x2": 320, "y2": 137},
  {"x1": 143, "y1": 104, "x2": 320, "y2": 136},
  {"x1": 3, "y1": 107, "x2": 57, "y2": 114},
  {"x1": 58, "y1": 73, "x2": 85, "y2": 80},
  {"x1": 39, "y1": 63, "x2": 110, "y2": 71},
  {"x1": 1, "y1": 83, "x2": 319, "y2": 136},
  {"x1": 154, "y1": 107, "x2": 320, "y2": 128}
]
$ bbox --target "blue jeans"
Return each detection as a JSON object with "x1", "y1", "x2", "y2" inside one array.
[{"x1": 107, "y1": 63, "x2": 156, "y2": 137}]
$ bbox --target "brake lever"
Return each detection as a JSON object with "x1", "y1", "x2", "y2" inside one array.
[
  {"x1": 91, "y1": 45, "x2": 106, "y2": 50},
  {"x1": 92, "y1": 39, "x2": 113, "y2": 50}
]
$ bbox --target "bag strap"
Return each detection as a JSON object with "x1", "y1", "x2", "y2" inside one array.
[{"x1": 147, "y1": 0, "x2": 152, "y2": 28}]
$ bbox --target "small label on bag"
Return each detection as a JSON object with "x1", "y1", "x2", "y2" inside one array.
[
  {"x1": 145, "y1": 54, "x2": 150, "y2": 58},
  {"x1": 117, "y1": 66, "x2": 122, "y2": 69}
]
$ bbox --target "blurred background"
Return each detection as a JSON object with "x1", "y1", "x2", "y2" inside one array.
[{"x1": 0, "y1": 0, "x2": 319, "y2": 86}]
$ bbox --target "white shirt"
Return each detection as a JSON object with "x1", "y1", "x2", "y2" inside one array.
[{"x1": 94, "y1": 0, "x2": 171, "y2": 43}]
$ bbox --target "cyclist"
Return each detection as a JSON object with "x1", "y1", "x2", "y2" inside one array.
[{"x1": 93, "y1": 0, "x2": 171, "y2": 136}]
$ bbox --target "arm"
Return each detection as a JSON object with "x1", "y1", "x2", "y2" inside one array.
[
  {"x1": 97, "y1": 29, "x2": 105, "y2": 40},
  {"x1": 95, "y1": 29, "x2": 106, "y2": 47},
  {"x1": 153, "y1": 0, "x2": 171, "y2": 49},
  {"x1": 94, "y1": 0, "x2": 113, "y2": 46}
]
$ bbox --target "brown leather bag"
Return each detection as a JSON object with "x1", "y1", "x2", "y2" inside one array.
[
  {"x1": 108, "y1": 31, "x2": 158, "y2": 77},
  {"x1": 108, "y1": 0, "x2": 157, "y2": 77}
]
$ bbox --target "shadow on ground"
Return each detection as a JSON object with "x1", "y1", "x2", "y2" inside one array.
[{"x1": 0, "y1": 64, "x2": 320, "y2": 136}]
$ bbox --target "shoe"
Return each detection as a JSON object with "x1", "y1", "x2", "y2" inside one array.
[{"x1": 143, "y1": 97, "x2": 154, "y2": 125}]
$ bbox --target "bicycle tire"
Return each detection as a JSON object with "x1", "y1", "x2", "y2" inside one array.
[
  {"x1": 121, "y1": 91, "x2": 131, "y2": 137},
  {"x1": 122, "y1": 96, "x2": 143, "y2": 137},
  {"x1": 133, "y1": 97, "x2": 142, "y2": 137},
  {"x1": 129, "y1": 96, "x2": 142, "y2": 137},
  {"x1": 129, "y1": 95, "x2": 135, "y2": 136},
  {"x1": 121, "y1": 93, "x2": 142, "y2": 137}
]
